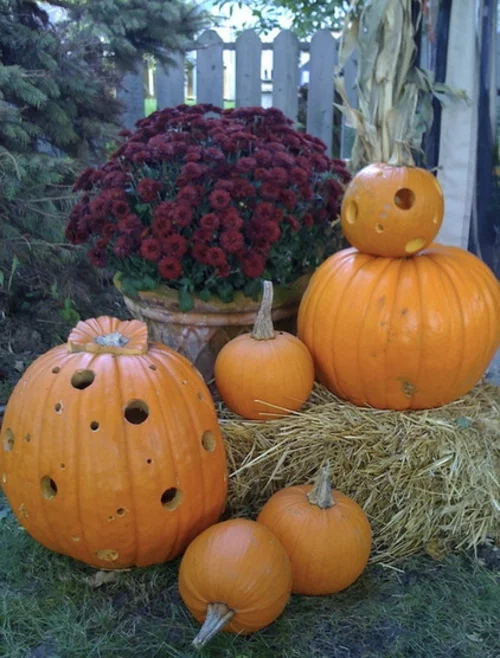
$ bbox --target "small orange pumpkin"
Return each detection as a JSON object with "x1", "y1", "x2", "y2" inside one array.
[
  {"x1": 341, "y1": 163, "x2": 444, "y2": 257},
  {"x1": 298, "y1": 245, "x2": 500, "y2": 410},
  {"x1": 178, "y1": 518, "x2": 292, "y2": 648},
  {"x1": 214, "y1": 280, "x2": 315, "y2": 419},
  {"x1": 0, "y1": 317, "x2": 227, "y2": 569},
  {"x1": 257, "y1": 464, "x2": 372, "y2": 595}
]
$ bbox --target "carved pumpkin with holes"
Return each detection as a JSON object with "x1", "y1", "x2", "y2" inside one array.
[
  {"x1": 0, "y1": 316, "x2": 228, "y2": 569},
  {"x1": 341, "y1": 163, "x2": 444, "y2": 258}
]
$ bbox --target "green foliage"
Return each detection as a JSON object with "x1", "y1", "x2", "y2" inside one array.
[
  {"x1": 0, "y1": 0, "x2": 208, "y2": 311},
  {"x1": 216, "y1": 0, "x2": 358, "y2": 38}
]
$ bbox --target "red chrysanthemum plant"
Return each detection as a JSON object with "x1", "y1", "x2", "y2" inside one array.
[{"x1": 66, "y1": 104, "x2": 351, "y2": 310}]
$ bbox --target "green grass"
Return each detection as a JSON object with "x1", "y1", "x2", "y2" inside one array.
[
  {"x1": 145, "y1": 98, "x2": 236, "y2": 116},
  {"x1": 0, "y1": 491, "x2": 499, "y2": 658}
]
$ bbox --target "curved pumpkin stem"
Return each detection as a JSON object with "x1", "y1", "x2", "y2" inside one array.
[
  {"x1": 307, "y1": 462, "x2": 335, "y2": 509},
  {"x1": 251, "y1": 280, "x2": 275, "y2": 341},
  {"x1": 192, "y1": 602, "x2": 235, "y2": 649}
]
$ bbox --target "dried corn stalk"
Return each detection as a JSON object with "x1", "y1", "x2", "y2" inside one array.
[{"x1": 336, "y1": 0, "x2": 467, "y2": 173}]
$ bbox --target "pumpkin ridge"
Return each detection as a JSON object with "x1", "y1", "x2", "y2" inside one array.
[
  {"x1": 114, "y1": 353, "x2": 140, "y2": 565},
  {"x1": 145, "y1": 350, "x2": 184, "y2": 561},
  {"x1": 359, "y1": 256, "x2": 396, "y2": 408},
  {"x1": 382, "y1": 257, "x2": 406, "y2": 409},
  {"x1": 426, "y1": 253, "x2": 469, "y2": 395},
  {"x1": 441, "y1": 252, "x2": 497, "y2": 385},
  {"x1": 36, "y1": 352, "x2": 64, "y2": 553},
  {"x1": 327, "y1": 254, "x2": 369, "y2": 401}
]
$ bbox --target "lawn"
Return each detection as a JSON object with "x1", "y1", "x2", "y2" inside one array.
[{"x1": 1, "y1": 496, "x2": 499, "y2": 658}]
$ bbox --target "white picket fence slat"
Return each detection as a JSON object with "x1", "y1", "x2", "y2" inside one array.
[
  {"x1": 156, "y1": 52, "x2": 185, "y2": 109},
  {"x1": 307, "y1": 30, "x2": 337, "y2": 155},
  {"x1": 272, "y1": 30, "x2": 301, "y2": 121},
  {"x1": 196, "y1": 29, "x2": 224, "y2": 107},
  {"x1": 235, "y1": 29, "x2": 262, "y2": 107}
]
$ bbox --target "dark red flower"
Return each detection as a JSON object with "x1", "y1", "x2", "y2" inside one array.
[
  {"x1": 113, "y1": 235, "x2": 135, "y2": 258},
  {"x1": 255, "y1": 202, "x2": 275, "y2": 222},
  {"x1": 231, "y1": 178, "x2": 256, "y2": 199},
  {"x1": 260, "y1": 182, "x2": 281, "y2": 201},
  {"x1": 280, "y1": 189, "x2": 297, "y2": 210},
  {"x1": 290, "y1": 167, "x2": 309, "y2": 186},
  {"x1": 205, "y1": 247, "x2": 226, "y2": 268},
  {"x1": 269, "y1": 167, "x2": 288, "y2": 187},
  {"x1": 163, "y1": 234, "x2": 188, "y2": 258},
  {"x1": 216, "y1": 262, "x2": 231, "y2": 278},
  {"x1": 137, "y1": 178, "x2": 163, "y2": 202},
  {"x1": 236, "y1": 157, "x2": 257, "y2": 174},
  {"x1": 176, "y1": 185, "x2": 200, "y2": 205},
  {"x1": 153, "y1": 201, "x2": 175, "y2": 222},
  {"x1": 140, "y1": 238, "x2": 162, "y2": 262},
  {"x1": 303, "y1": 212, "x2": 314, "y2": 227},
  {"x1": 209, "y1": 189, "x2": 231, "y2": 211},
  {"x1": 254, "y1": 168, "x2": 268, "y2": 181},
  {"x1": 221, "y1": 208, "x2": 244, "y2": 230},
  {"x1": 180, "y1": 162, "x2": 208, "y2": 180},
  {"x1": 191, "y1": 243, "x2": 209, "y2": 264},
  {"x1": 172, "y1": 204, "x2": 193, "y2": 228},
  {"x1": 200, "y1": 213, "x2": 220, "y2": 232},
  {"x1": 118, "y1": 214, "x2": 142, "y2": 235},
  {"x1": 192, "y1": 228, "x2": 213, "y2": 243},
  {"x1": 240, "y1": 252, "x2": 265, "y2": 278},
  {"x1": 158, "y1": 256, "x2": 182, "y2": 280},
  {"x1": 285, "y1": 215, "x2": 300, "y2": 231},
  {"x1": 112, "y1": 200, "x2": 130, "y2": 218},
  {"x1": 220, "y1": 230, "x2": 244, "y2": 253},
  {"x1": 255, "y1": 150, "x2": 273, "y2": 166},
  {"x1": 214, "y1": 179, "x2": 234, "y2": 192},
  {"x1": 88, "y1": 246, "x2": 107, "y2": 267}
]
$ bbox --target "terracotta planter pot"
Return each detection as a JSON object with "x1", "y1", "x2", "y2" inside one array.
[{"x1": 114, "y1": 273, "x2": 311, "y2": 381}]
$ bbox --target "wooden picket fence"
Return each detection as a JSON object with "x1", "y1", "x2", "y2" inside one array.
[{"x1": 117, "y1": 29, "x2": 359, "y2": 158}]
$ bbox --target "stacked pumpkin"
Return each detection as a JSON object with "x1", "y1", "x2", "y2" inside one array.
[{"x1": 298, "y1": 162, "x2": 500, "y2": 410}]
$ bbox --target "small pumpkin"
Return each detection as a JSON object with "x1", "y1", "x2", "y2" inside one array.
[
  {"x1": 178, "y1": 518, "x2": 292, "y2": 648},
  {"x1": 0, "y1": 317, "x2": 227, "y2": 569},
  {"x1": 214, "y1": 280, "x2": 315, "y2": 419},
  {"x1": 298, "y1": 245, "x2": 500, "y2": 410},
  {"x1": 341, "y1": 163, "x2": 444, "y2": 257},
  {"x1": 257, "y1": 464, "x2": 372, "y2": 595}
]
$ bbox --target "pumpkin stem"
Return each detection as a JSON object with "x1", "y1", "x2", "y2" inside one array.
[
  {"x1": 93, "y1": 332, "x2": 130, "y2": 348},
  {"x1": 251, "y1": 280, "x2": 275, "y2": 340},
  {"x1": 307, "y1": 462, "x2": 335, "y2": 509},
  {"x1": 192, "y1": 602, "x2": 235, "y2": 649}
]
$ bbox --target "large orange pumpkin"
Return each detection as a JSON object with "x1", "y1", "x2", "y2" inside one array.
[
  {"x1": 214, "y1": 280, "x2": 314, "y2": 419},
  {"x1": 0, "y1": 317, "x2": 227, "y2": 569},
  {"x1": 257, "y1": 464, "x2": 372, "y2": 595},
  {"x1": 341, "y1": 163, "x2": 444, "y2": 258},
  {"x1": 297, "y1": 245, "x2": 500, "y2": 410},
  {"x1": 178, "y1": 518, "x2": 292, "y2": 648}
]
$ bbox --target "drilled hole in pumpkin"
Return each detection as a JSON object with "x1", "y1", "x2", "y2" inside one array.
[
  {"x1": 71, "y1": 369, "x2": 95, "y2": 390},
  {"x1": 197, "y1": 392, "x2": 203, "y2": 401},
  {"x1": 202, "y1": 430, "x2": 216, "y2": 453},
  {"x1": 394, "y1": 188, "x2": 415, "y2": 210},
  {"x1": 90, "y1": 421, "x2": 100, "y2": 432},
  {"x1": 405, "y1": 238, "x2": 426, "y2": 254},
  {"x1": 375, "y1": 223, "x2": 384, "y2": 233},
  {"x1": 146, "y1": 458, "x2": 153, "y2": 464},
  {"x1": 116, "y1": 507, "x2": 127, "y2": 516},
  {"x1": 52, "y1": 366, "x2": 61, "y2": 374},
  {"x1": 124, "y1": 400, "x2": 149, "y2": 425},
  {"x1": 344, "y1": 200, "x2": 358, "y2": 224},
  {"x1": 41, "y1": 476, "x2": 58, "y2": 499},
  {"x1": 54, "y1": 402, "x2": 63, "y2": 414},
  {"x1": 95, "y1": 549, "x2": 119, "y2": 562},
  {"x1": 3, "y1": 428, "x2": 15, "y2": 452},
  {"x1": 60, "y1": 463, "x2": 65, "y2": 470},
  {"x1": 24, "y1": 434, "x2": 31, "y2": 443},
  {"x1": 149, "y1": 364, "x2": 157, "y2": 371},
  {"x1": 161, "y1": 487, "x2": 183, "y2": 511}
]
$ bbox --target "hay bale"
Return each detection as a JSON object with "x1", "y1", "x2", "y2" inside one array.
[{"x1": 218, "y1": 382, "x2": 500, "y2": 563}]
